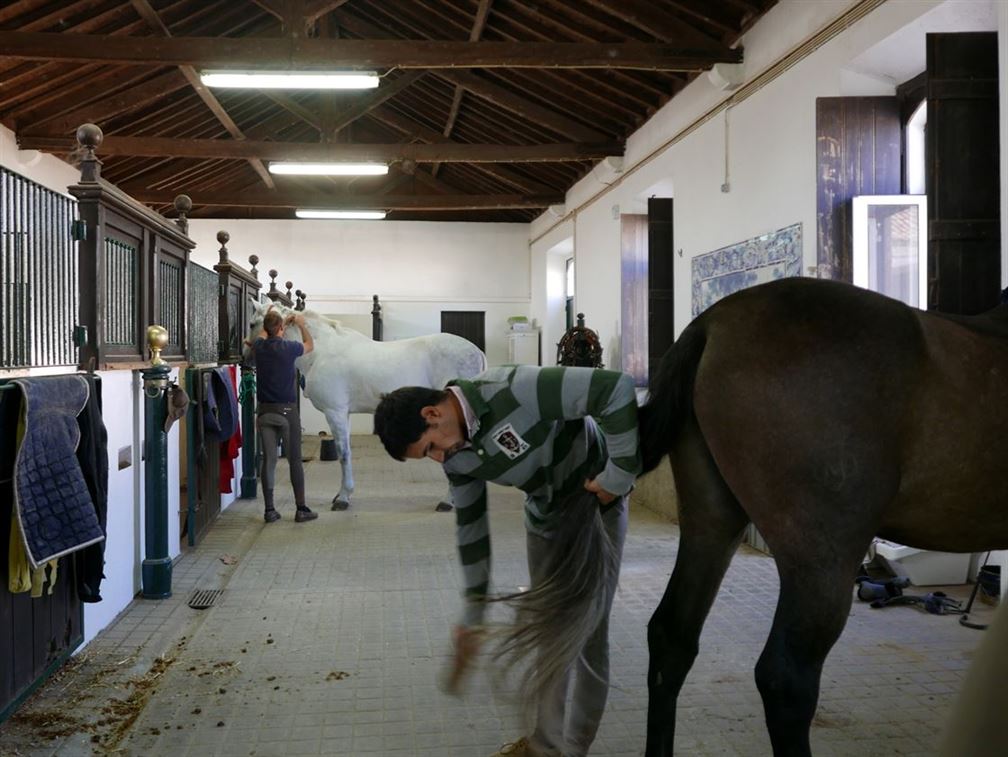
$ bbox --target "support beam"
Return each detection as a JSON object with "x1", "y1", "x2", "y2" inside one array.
[
  {"x1": 122, "y1": 188, "x2": 565, "y2": 210},
  {"x1": 0, "y1": 32, "x2": 743, "y2": 71},
  {"x1": 17, "y1": 134, "x2": 622, "y2": 163}
]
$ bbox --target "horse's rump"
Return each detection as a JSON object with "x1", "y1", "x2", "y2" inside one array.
[{"x1": 644, "y1": 278, "x2": 1008, "y2": 553}]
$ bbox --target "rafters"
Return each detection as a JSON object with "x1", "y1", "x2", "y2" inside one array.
[{"x1": 128, "y1": 0, "x2": 274, "y2": 188}]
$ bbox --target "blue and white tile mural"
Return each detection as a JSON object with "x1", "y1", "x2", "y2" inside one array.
[{"x1": 691, "y1": 223, "x2": 802, "y2": 317}]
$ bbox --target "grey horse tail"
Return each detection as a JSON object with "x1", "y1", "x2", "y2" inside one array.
[
  {"x1": 489, "y1": 489, "x2": 618, "y2": 716},
  {"x1": 638, "y1": 316, "x2": 707, "y2": 474}
]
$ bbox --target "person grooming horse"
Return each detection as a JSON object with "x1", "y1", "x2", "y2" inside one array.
[
  {"x1": 250, "y1": 308, "x2": 318, "y2": 524},
  {"x1": 374, "y1": 365, "x2": 641, "y2": 757}
]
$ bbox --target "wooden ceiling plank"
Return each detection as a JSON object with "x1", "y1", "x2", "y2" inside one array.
[
  {"x1": 436, "y1": 69, "x2": 606, "y2": 142},
  {"x1": 666, "y1": 1, "x2": 736, "y2": 36},
  {"x1": 481, "y1": 3, "x2": 677, "y2": 103},
  {"x1": 128, "y1": 0, "x2": 274, "y2": 189},
  {"x1": 121, "y1": 188, "x2": 565, "y2": 210},
  {"x1": 579, "y1": 0, "x2": 727, "y2": 50},
  {"x1": 17, "y1": 69, "x2": 190, "y2": 134},
  {"x1": 18, "y1": 133, "x2": 620, "y2": 163},
  {"x1": 0, "y1": 31, "x2": 743, "y2": 70}
]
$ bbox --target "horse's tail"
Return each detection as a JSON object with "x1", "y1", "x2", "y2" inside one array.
[
  {"x1": 489, "y1": 489, "x2": 618, "y2": 718},
  {"x1": 639, "y1": 317, "x2": 707, "y2": 474}
]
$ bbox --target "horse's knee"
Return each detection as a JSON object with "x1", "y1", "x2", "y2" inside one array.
[{"x1": 646, "y1": 616, "x2": 699, "y2": 689}]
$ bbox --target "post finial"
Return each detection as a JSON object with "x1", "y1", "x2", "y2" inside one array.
[
  {"x1": 146, "y1": 325, "x2": 169, "y2": 367},
  {"x1": 248, "y1": 254, "x2": 259, "y2": 278},
  {"x1": 173, "y1": 195, "x2": 192, "y2": 233},
  {"x1": 217, "y1": 230, "x2": 230, "y2": 264},
  {"x1": 75, "y1": 123, "x2": 104, "y2": 182}
]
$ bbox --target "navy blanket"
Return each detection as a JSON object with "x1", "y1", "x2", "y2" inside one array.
[{"x1": 13, "y1": 376, "x2": 104, "y2": 569}]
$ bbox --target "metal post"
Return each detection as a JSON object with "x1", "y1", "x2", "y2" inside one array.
[
  {"x1": 239, "y1": 364, "x2": 258, "y2": 498},
  {"x1": 141, "y1": 325, "x2": 172, "y2": 599}
]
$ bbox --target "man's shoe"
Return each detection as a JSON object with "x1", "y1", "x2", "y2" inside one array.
[
  {"x1": 264, "y1": 509, "x2": 281, "y2": 523},
  {"x1": 294, "y1": 506, "x2": 318, "y2": 523},
  {"x1": 490, "y1": 737, "x2": 543, "y2": 757}
]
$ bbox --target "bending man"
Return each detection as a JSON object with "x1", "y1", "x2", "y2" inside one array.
[{"x1": 374, "y1": 365, "x2": 640, "y2": 757}]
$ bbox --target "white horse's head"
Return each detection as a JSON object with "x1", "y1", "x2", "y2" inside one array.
[{"x1": 244, "y1": 299, "x2": 298, "y2": 360}]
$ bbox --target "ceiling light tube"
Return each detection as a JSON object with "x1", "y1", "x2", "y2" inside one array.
[
  {"x1": 269, "y1": 162, "x2": 389, "y2": 176},
  {"x1": 295, "y1": 209, "x2": 387, "y2": 220},
  {"x1": 200, "y1": 71, "x2": 379, "y2": 90}
]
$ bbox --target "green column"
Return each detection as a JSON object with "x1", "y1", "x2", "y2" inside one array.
[
  {"x1": 239, "y1": 365, "x2": 258, "y2": 499},
  {"x1": 141, "y1": 360, "x2": 172, "y2": 599}
]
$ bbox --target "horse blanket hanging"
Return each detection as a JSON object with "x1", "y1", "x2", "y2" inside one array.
[{"x1": 13, "y1": 375, "x2": 104, "y2": 569}]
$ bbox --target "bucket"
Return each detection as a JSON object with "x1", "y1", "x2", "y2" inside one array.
[
  {"x1": 320, "y1": 438, "x2": 338, "y2": 461},
  {"x1": 978, "y1": 565, "x2": 1001, "y2": 605}
]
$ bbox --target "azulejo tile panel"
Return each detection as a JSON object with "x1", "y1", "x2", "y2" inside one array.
[{"x1": 691, "y1": 222, "x2": 802, "y2": 317}]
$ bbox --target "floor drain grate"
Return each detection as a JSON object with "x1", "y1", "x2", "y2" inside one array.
[{"x1": 188, "y1": 589, "x2": 222, "y2": 609}]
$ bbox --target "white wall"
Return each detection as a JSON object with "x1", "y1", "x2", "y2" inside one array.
[
  {"x1": 0, "y1": 123, "x2": 78, "y2": 196},
  {"x1": 187, "y1": 218, "x2": 531, "y2": 434},
  {"x1": 526, "y1": 0, "x2": 1005, "y2": 345}
]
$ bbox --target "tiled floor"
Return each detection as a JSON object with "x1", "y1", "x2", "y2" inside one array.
[{"x1": 0, "y1": 436, "x2": 998, "y2": 756}]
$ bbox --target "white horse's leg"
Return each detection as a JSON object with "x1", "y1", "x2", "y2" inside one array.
[{"x1": 322, "y1": 407, "x2": 353, "y2": 510}]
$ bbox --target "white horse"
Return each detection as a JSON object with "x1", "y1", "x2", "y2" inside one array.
[{"x1": 247, "y1": 301, "x2": 486, "y2": 509}]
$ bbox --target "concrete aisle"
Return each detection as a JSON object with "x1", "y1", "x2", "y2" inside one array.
[{"x1": 0, "y1": 436, "x2": 996, "y2": 756}]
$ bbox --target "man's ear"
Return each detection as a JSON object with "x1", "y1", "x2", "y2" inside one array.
[{"x1": 420, "y1": 405, "x2": 440, "y2": 422}]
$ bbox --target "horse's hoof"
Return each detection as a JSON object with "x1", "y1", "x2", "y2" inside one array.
[
  {"x1": 331, "y1": 499, "x2": 350, "y2": 511},
  {"x1": 435, "y1": 501, "x2": 453, "y2": 512}
]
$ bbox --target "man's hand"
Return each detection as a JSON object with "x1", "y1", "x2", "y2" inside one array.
[
  {"x1": 441, "y1": 625, "x2": 484, "y2": 695},
  {"x1": 584, "y1": 477, "x2": 616, "y2": 504}
]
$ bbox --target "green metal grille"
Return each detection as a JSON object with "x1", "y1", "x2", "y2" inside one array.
[
  {"x1": 103, "y1": 238, "x2": 136, "y2": 346},
  {"x1": 188, "y1": 262, "x2": 218, "y2": 364},
  {"x1": 0, "y1": 166, "x2": 78, "y2": 368},
  {"x1": 159, "y1": 257, "x2": 184, "y2": 349}
]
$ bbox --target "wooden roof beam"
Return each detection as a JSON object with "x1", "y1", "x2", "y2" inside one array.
[
  {"x1": 0, "y1": 32, "x2": 743, "y2": 71},
  {"x1": 122, "y1": 188, "x2": 564, "y2": 210},
  {"x1": 18, "y1": 133, "x2": 621, "y2": 163}
]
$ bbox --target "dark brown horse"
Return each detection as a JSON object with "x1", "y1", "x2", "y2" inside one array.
[{"x1": 638, "y1": 277, "x2": 1008, "y2": 756}]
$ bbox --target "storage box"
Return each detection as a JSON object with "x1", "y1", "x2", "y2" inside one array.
[{"x1": 873, "y1": 539, "x2": 971, "y2": 586}]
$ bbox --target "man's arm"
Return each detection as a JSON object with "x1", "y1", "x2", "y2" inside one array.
[
  {"x1": 448, "y1": 472, "x2": 491, "y2": 627},
  {"x1": 287, "y1": 313, "x2": 314, "y2": 355}
]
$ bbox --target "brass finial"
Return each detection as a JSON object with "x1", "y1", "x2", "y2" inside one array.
[{"x1": 146, "y1": 325, "x2": 169, "y2": 366}]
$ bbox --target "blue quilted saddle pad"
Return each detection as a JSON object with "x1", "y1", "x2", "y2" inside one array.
[{"x1": 13, "y1": 375, "x2": 105, "y2": 569}]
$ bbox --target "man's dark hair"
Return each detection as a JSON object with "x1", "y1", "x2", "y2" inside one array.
[
  {"x1": 373, "y1": 386, "x2": 450, "y2": 461},
  {"x1": 263, "y1": 310, "x2": 284, "y2": 337}
]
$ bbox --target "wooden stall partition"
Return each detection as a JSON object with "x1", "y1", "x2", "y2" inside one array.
[
  {"x1": 68, "y1": 124, "x2": 195, "y2": 370},
  {"x1": 212, "y1": 232, "x2": 262, "y2": 364}
]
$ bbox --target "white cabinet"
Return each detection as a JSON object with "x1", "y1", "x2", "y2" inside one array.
[{"x1": 507, "y1": 330, "x2": 540, "y2": 365}]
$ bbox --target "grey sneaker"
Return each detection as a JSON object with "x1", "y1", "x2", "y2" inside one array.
[{"x1": 294, "y1": 506, "x2": 318, "y2": 523}]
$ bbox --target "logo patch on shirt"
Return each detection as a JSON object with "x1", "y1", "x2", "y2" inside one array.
[{"x1": 491, "y1": 423, "x2": 530, "y2": 460}]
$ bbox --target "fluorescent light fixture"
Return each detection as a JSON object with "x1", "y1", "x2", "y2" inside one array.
[
  {"x1": 296, "y1": 209, "x2": 387, "y2": 220},
  {"x1": 269, "y1": 162, "x2": 389, "y2": 176},
  {"x1": 200, "y1": 70, "x2": 379, "y2": 90}
]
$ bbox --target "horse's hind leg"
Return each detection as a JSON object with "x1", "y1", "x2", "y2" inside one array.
[
  {"x1": 322, "y1": 407, "x2": 353, "y2": 510},
  {"x1": 754, "y1": 544, "x2": 866, "y2": 757},
  {"x1": 646, "y1": 420, "x2": 749, "y2": 757}
]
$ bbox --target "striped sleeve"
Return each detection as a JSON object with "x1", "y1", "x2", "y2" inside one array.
[
  {"x1": 448, "y1": 471, "x2": 491, "y2": 627},
  {"x1": 535, "y1": 367, "x2": 641, "y2": 495}
]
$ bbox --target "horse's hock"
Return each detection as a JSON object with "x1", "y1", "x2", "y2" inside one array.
[{"x1": 631, "y1": 456, "x2": 678, "y2": 523}]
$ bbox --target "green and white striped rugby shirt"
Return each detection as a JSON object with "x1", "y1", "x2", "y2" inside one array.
[{"x1": 442, "y1": 365, "x2": 641, "y2": 626}]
